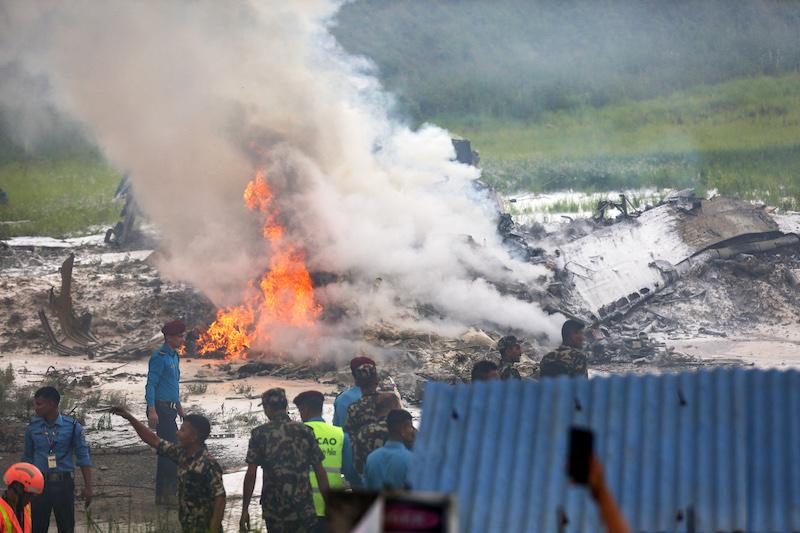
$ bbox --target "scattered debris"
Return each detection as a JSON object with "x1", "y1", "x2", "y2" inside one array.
[
  {"x1": 47, "y1": 254, "x2": 99, "y2": 345},
  {"x1": 2, "y1": 191, "x2": 799, "y2": 404}
]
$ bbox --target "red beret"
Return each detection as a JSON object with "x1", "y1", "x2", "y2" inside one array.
[
  {"x1": 293, "y1": 390, "x2": 325, "y2": 406},
  {"x1": 161, "y1": 320, "x2": 186, "y2": 336},
  {"x1": 350, "y1": 356, "x2": 376, "y2": 373}
]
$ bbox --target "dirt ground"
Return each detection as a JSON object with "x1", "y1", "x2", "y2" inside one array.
[
  {"x1": 0, "y1": 351, "x2": 342, "y2": 531},
  {"x1": 3, "y1": 223, "x2": 800, "y2": 530},
  {"x1": 2, "y1": 320, "x2": 799, "y2": 531}
]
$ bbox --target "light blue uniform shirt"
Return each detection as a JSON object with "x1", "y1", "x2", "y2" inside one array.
[
  {"x1": 364, "y1": 440, "x2": 412, "y2": 490},
  {"x1": 22, "y1": 414, "x2": 92, "y2": 473},
  {"x1": 145, "y1": 343, "x2": 181, "y2": 407},
  {"x1": 332, "y1": 386, "x2": 361, "y2": 427}
]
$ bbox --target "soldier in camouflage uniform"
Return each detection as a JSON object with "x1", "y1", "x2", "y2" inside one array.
[
  {"x1": 342, "y1": 359, "x2": 382, "y2": 439},
  {"x1": 540, "y1": 319, "x2": 589, "y2": 378},
  {"x1": 111, "y1": 408, "x2": 226, "y2": 532},
  {"x1": 239, "y1": 388, "x2": 329, "y2": 533},
  {"x1": 352, "y1": 393, "x2": 401, "y2": 475},
  {"x1": 497, "y1": 335, "x2": 523, "y2": 380}
]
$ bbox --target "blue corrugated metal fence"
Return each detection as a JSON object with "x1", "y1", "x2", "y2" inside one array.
[{"x1": 408, "y1": 368, "x2": 800, "y2": 533}]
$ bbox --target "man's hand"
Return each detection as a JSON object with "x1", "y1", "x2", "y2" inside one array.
[
  {"x1": 587, "y1": 454, "x2": 605, "y2": 499},
  {"x1": 83, "y1": 484, "x2": 93, "y2": 507},
  {"x1": 147, "y1": 406, "x2": 159, "y2": 429},
  {"x1": 177, "y1": 404, "x2": 186, "y2": 421},
  {"x1": 239, "y1": 509, "x2": 250, "y2": 532},
  {"x1": 110, "y1": 407, "x2": 133, "y2": 421}
]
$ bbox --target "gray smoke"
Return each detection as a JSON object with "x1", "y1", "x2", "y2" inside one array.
[{"x1": 1, "y1": 0, "x2": 562, "y2": 355}]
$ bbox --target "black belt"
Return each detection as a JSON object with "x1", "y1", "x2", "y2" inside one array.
[
  {"x1": 156, "y1": 401, "x2": 178, "y2": 410},
  {"x1": 46, "y1": 472, "x2": 72, "y2": 481}
]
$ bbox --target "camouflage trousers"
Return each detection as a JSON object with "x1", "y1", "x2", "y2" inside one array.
[
  {"x1": 180, "y1": 514, "x2": 213, "y2": 532},
  {"x1": 264, "y1": 514, "x2": 318, "y2": 533}
]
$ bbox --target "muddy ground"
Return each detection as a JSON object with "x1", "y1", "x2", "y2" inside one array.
[{"x1": 2, "y1": 228, "x2": 800, "y2": 530}]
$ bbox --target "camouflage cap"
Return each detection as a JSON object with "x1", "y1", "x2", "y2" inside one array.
[
  {"x1": 261, "y1": 387, "x2": 287, "y2": 407},
  {"x1": 497, "y1": 335, "x2": 521, "y2": 353}
]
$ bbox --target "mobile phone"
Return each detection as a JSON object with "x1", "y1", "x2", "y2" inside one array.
[{"x1": 567, "y1": 426, "x2": 594, "y2": 484}]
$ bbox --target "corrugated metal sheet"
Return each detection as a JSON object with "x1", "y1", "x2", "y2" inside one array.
[{"x1": 409, "y1": 368, "x2": 800, "y2": 533}]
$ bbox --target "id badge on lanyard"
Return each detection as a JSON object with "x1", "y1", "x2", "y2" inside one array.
[{"x1": 46, "y1": 429, "x2": 57, "y2": 469}]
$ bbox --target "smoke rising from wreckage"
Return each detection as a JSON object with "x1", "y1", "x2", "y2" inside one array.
[
  {"x1": 0, "y1": 2, "x2": 797, "y2": 395},
  {"x1": 3, "y1": 189, "x2": 800, "y2": 402},
  {"x1": 1, "y1": 1, "x2": 563, "y2": 358}
]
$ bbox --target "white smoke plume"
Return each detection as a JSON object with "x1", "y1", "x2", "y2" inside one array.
[{"x1": 1, "y1": 1, "x2": 562, "y2": 355}]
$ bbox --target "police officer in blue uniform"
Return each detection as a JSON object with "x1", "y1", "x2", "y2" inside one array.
[
  {"x1": 145, "y1": 319, "x2": 186, "y2": 505},
  {"x1": 22, "y1": 386, "x2": 93, "y2": 533}
]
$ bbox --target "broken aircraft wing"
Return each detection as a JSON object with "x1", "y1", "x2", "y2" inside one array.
[{"x1": 556, "y1": 196, "x2": 800, "y2": 322}]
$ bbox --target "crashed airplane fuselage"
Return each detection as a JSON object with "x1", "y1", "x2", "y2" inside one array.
[{"x1": 555, "y1": 195, "x2": 800, "y2": 323}]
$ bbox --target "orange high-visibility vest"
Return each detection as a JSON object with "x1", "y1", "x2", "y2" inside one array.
[{"x1": 0, "y1": 497, "x2": 31, "y2": 533}]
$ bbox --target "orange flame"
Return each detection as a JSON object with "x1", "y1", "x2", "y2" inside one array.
[{"x1": 198, "y1": 170, "x2": 321, "y2": 359}]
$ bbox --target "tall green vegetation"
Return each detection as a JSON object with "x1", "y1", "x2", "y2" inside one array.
[
  {"x1": 0, "y1": 157, "x2": 120, "y2": 238},
  {"x1": 2, "y1": 1, "x2": 799, "y2": 238},
  {"x1": 441, "y1": 74, "x2": 800, "y2": 207},
  {"x1": 334, "y1": 1, "x2": 800, "y2": 207},
  {"x1": 334, "y1": 0, "x2": 800, "y2": 121}
]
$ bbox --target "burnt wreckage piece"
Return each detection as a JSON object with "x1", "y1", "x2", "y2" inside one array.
[
  {"x1": 105, "y1": 174, "x2": 141, "y2": 246},
  {"x1": 38, "y1": 254, "x2": 99, "y2": 356},
  {"x1": 555, "y1": 194, "x2": 800, "y2": 325}
]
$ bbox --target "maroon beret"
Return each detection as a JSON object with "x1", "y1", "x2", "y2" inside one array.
[
  {"x1": 161, "y1": 320, "x2": 186, "y2": 336},
  {"x1": 293, "y1": 390, "x2": 325, "y2": 406},
  {"x1": 350, "y1": 356, "x2": 376, "y2": 373}
]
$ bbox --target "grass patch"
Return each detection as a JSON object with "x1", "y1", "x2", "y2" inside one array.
[
  {"x1": 0, "y1": 156, "x2": 121, "y2": 238},
  {"x1": 232, "y1": 383, "x2": 254, "y2": 398},
  {"x1": 184, "y1": 382, "x2": 208, "y2": 396},
  {"x1": 441, "y1": 74, "x2": 800, "y2": 208},
  {"x1": 0, "y1": 365, "x2": 129, "y2": 423}
]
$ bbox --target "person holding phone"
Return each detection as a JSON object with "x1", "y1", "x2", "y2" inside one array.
[{"x1": 568, "y1": 427, "x2": 630, "y2": 533}]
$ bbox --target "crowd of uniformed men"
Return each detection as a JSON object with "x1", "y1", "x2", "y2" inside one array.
[{"x1": 0, "y1": 317, "x2": 589, "y2": 532}]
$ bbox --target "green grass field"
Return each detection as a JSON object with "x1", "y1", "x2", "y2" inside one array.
[
  {"x1": 1, "y1": 75, "x2": 798, "y2": 238},
  {"x1": 0, "y1": 157, "x2": 121, "y2": 239},
  {"x1": 440, "y1": 74, "x2": 800, "y2": 208}
]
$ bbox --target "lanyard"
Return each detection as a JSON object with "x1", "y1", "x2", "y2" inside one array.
[{"x1": 44, "y1": 426, "x2": 58, "y2": 454}]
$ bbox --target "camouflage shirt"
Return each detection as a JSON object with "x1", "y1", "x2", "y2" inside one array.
[
  {"x1": 245, "y1": 413, "x2": 324, "y2": 528},
  {"x1": 539, "y1": 345, "x2": 588, "y2": 378},
  {"x1": 353, "y1": 420, "x2": 388, "y2": 474},
  {"x1": 342, "y1": 391, "x2": 381, "y2": 437},
  {"x1": 156, "y1": 440, "x2": 225, "y2": 532},
  {"x1": 498, "y1": 361, "x2": 521, "y2": 380}
]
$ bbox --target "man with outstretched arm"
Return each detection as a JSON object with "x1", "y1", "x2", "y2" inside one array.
[{"x1": 111, "y1": 407, "x2": 225, "y2": 532}]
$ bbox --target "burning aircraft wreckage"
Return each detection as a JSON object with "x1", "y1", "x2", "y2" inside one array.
[{"x1": 2, "y1": 179, "x2": 800, "y2": 401}]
